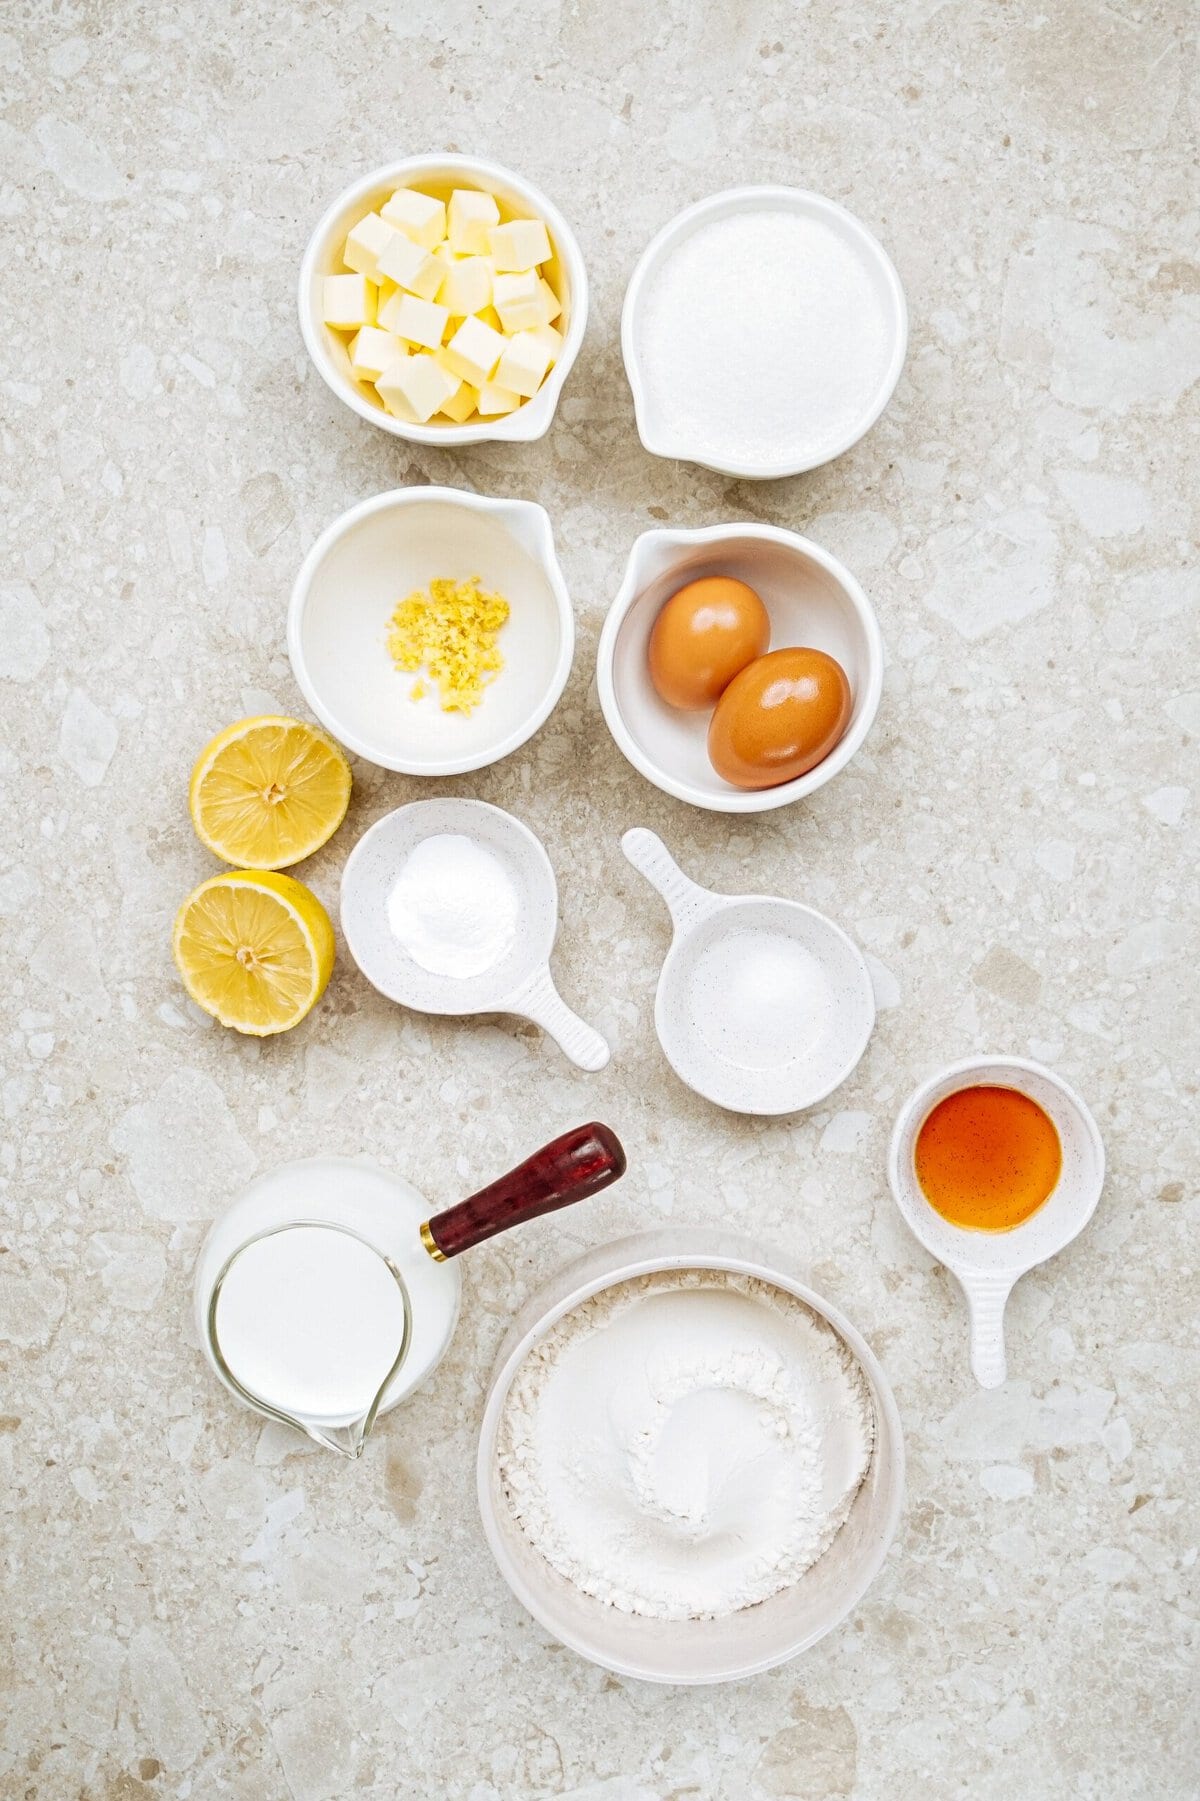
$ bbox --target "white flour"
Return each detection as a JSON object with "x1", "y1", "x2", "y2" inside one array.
[
  {"x1": 386, "y1": 833, "x2": 520, "y2": 979},
  {"x1": 497, "y1": 1270, "x2": 874, "y2": 1620},
  {"x1": 638, "y1": 209, "x2": 892, "y2": 468}
]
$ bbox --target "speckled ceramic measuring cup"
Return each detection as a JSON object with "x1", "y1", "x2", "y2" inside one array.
[
  {"x1": 341, "y1": 799, "x2": 609, "y2": 1071},
  {"x1": 622, "y1": 828, "x2": 874, "y2": 1114},
  {"x1": 888, "y1": 1056, "x2": 1106, "y2": 1388}
]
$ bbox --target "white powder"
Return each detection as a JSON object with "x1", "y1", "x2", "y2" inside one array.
[
  {"x1": 637, "y1": 210, "x2": 893, "y2": 469},
  {"x1": 688, "y1": 930, "x2": 833, "y2": 1070},
  {"x1": 386, "y1": 833, "x2": 520, "y2": 979},
  {"x1": 497, "y1": 1270, "x2": 874, "y2": 1620}
]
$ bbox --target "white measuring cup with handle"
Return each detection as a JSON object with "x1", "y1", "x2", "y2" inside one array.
[
  {"x1": 622, "y1": 827, "x2": 874, "y2": 1114},
  {"x1": 341, "y1": 798, "x2": 609, "y2": 1072},
  {"x1": 888, "y1": 1056, "x2": 1105, "y2": 1387}
]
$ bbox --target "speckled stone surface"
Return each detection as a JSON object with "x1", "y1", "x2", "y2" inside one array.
[{"x1": 2, "y1": 3, "x2": 1197, "y2": 1797}]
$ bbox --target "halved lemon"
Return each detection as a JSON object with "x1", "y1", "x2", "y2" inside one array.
[
  {"x1": 172, "y1": 871, "x2": 335, "y2": 1035},
  {"x1": 188, "y1": 716, "x2": 351, "y2": 869}
]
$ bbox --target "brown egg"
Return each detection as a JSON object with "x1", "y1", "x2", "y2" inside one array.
[
  {"x1": 647, "y1": 576, "x2": 770, "y2": 710},
  {"x1": 708, "y1": 647, "x2": 852, "y2": 789}
]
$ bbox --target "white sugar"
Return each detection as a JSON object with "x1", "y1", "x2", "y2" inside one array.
[{"x1": 636, "y1": 209, "x2": 893, "y2": 469}]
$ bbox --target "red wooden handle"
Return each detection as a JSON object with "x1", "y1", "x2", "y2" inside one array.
[{"x1": 422, "y1": 1123, "x2": 627, "y2": 1261}]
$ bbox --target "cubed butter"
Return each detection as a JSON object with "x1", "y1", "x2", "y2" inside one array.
[
  {"x1": 348, "y1": 327, "x2": 404, "y2": 381},
  {"x1": 476, "y1": 381, "x2": 522, "y2": 416},
  {"x1": 322, "y1": 273, "x2": 376, "y2": 330},
  {"x1": 380, "y1": 187, "x2": 446, "y2": 250},
  {"x1": 441, "y1": 314, "x2": 506, "y2": 386},
  {"x1": 376, "y1": 233, "x2": 442, "y2": 302},
  {"x1": 529, "y1": 321, "x2": 563, "y2": 364},
  {"x1": 392, "y1": 293, "x2": 449, "y2": 350},
  {"x1": 343, "y1": 212, "x2": 399, "y2": 282},
  {"x1": 437, "y1": 254, "x2": 492, "y2": 317},
  {"x1": 489, "y1": 217, "x2": 552, "y2": 272},
  {"x1": 537, "y1": 277, "x2": 561, "y2": 325},
  {"x1": 439, "y1": 379, "x2": 479, "y2": 423},
  {"x1": 376, "y1": 284, "x2": 406, "y2": 333},
  {"x1": 494, "y1": 330, "x2": 553, "y2": 399},
  {"x1": 448, "y1": 188, "x2": 500, "y2": 255},
  {"x1": 376, "y1": 353, "x2": 460, "y2": 424},
  {"x1": 476, "y1": 304, "x2": 504, "y2": 333},
  {"x1": 493, "y1": 269, "x2": 545, "y2": 333}
]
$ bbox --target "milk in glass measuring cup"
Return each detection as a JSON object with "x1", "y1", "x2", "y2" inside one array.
[{"x1": 193, "y1": 1124, "x2": 626, "y2": 1456}]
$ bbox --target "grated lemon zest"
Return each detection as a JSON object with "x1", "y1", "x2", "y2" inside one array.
[{"x1": 386, "y1": 576, "x2": 510, "y2": 715}]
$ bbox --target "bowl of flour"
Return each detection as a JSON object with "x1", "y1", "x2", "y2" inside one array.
[
  {"x1": 622, "y1": 187, "x2": 907, "y2": 480},
  {"x1": 477, "y1": 1229, "x2": 903, "y2": 1683}
]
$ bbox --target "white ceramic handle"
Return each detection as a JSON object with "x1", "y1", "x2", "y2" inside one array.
[
  {"x1": 622, "y1": 828, "x2": 717, "y2": 932},
  {"x1": 512, "y1": 966, "x2": 610, "y2": 1073},
  {"x1": 960, "y1": 1272, "x2": 1015, "y2": 1389}
]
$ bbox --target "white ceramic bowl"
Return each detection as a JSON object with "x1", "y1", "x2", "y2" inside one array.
[
  {"x1": 888, "y1": 1056, "x2": 1105, "y2": 1388},
  {"x1": 622, "y1": 186, "x2": 907, "y2": 479},
  {"x1": 298, "y1": 155, "x2": 587, "y2": 445},
  {"x1": 596, "y1": 523, "x2": 883, "y2": 813},
  {"x1": 477, "y1": 1228, "x2": 904, "y2": 1684},
  {"x1": 287, "y1": 487, "x2": 574, "y2": 776}
]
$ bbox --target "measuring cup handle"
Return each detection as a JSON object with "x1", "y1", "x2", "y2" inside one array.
[
  {"x1": 512, "y1": 966, "x2": 610, "y2": 1072},
  {"x1": 622, "y1": 827, "x2": 715, "y2": 931},
  {"x1": 961, "y1": 1272, "x2": 1015, "y2": 1389},
  {"x1": 422, "y1": 1123, "x2": 627, "y2": 1260}
]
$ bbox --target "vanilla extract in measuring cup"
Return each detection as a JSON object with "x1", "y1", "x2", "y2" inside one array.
[
  {"x1": 194, "y1": 1124, "x2": 626, "y2": 1457},
  {"x1": 915, "y1": 1085, "x2": 1062, "y2": 1232}
]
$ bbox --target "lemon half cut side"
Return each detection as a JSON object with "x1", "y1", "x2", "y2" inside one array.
[
  {"x1": 172, "y1": 870, "x2": 335, "y2": 1036},
  {"x1": 188, "y1": 715, "x2": 352, "y2": 869}
]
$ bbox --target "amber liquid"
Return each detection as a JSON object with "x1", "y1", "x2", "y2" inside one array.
[{"x1": 915, "y1": 1085, "x2": 1061, "y2": 1232}]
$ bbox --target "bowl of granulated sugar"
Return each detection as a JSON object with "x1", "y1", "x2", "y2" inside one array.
[{"x1": 622, "y1": 187, "x2": 907, "y2": 480}]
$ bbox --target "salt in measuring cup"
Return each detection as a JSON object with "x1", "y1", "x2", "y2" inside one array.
[{"x1": 623, "y1": 828, "x2": 874, "y2": 1114}]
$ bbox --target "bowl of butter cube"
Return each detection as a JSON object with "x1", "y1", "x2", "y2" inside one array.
[{"x1": 299, "y1": 155, "x2": 587, "y2": 445}]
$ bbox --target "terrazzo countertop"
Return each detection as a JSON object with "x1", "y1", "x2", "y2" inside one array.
[{"x1": 2, "y1": 3, "x2": 1197, "y2": 1797}]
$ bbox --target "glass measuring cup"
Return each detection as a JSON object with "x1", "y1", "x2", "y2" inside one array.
[{"x1": 196, "y1": 1122, "x2": 626, "y2": 1457}]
